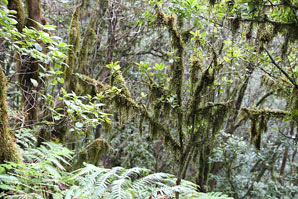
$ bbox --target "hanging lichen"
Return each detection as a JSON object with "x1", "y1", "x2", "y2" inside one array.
[
  {"x1": 155, "y1": 6, "x2": 184, "y2": 106},
  {"x1": 187, "y1": 67, "x2": 215, "y2": 124},
  {"x1": 241, "y1": 107, "x2": 289, "y2": 149},
  {"x1": 260, "y1": 74, "x2": 292, "y2": 97},
  {"x1": 190, "y1": 56, "x2": 201, "y2": 95}
]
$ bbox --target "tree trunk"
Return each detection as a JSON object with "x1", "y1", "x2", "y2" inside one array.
[
  {"x1": 9, "y1": 0, "x2": 44, "y2": 126},
  {"x1": 0, "y1": 65, "x2": 21, "y2": 164}
]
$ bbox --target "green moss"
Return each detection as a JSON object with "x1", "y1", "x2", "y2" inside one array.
[
  {"x1": 0, "y1": 66, "x2": 21, "y2": 163},
  {"x1": 155, "y1": 6, "x2": 184, "y2": 105},
  {"x1": 8, "y1": 0, "x2": 25, "y2": 32},
  {"x1": 190, "y1": 56, "x2": 201, "y2": 95},
  {"x1": 110, "y1": 68, "x2": 131, "y2": 97},
  {"x1": 72, "y1": 73, "x2": 107, "y2": 96},
  {"x1": 65, "y1": 4, "x2": 81, "y2": 88},
  {"x1": 78, "y1": 13, "x2": 97, "y2": 73},
  {"x1": 73, "y1": 138, "x2": 109, "y2": 169},
  {"x1": 241, "y1": 107, "x2": 289, "y2": 149},
  {"x1": 261, "y1": 74, "x2": 292, "y2": 97},
  {"x1": 187, "y1": 68, "x2": 215, "y2": 124}
]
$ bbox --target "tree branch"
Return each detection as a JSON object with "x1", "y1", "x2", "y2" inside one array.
[{"x1": 264, "y1": 48, "x2": 298, "y2": 90}]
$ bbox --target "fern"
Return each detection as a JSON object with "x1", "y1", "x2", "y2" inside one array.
[
  {"x1": 0, "y1": 141, "x2": 233, "y2": 199},
  {"x1": 183, "y1": 192, "x2": 234, "y2": 199},
  {"x1": 15, "y1": 128, "x2": 37, "y2": 155},
  {"x1": 64, "y1": 163, "x2": 234, "y2": 199},
  {"x1": 0, "y1": 142, "x2": 73, "y2": 199}
]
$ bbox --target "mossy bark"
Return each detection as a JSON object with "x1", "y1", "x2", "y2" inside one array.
[
  {"x1": 0, "y1": 65, "x2": 21, "y2": 164},
  {"x1": 8, "y1": 0, "x2": 25, "y2": 32},
  {"x1": 11, "y1": 0, "x2": 44, "y2": 125},
  {"x1": 65, "y1": 3, "x2": 81, "y2": 92},
  {"x1": 73, "y1": 138, "x2": 109, "y2": 170}
]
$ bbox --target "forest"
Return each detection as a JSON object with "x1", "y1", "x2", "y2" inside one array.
[{"x1": 0, "y1": 0, "x2": 297, "y2": 198}]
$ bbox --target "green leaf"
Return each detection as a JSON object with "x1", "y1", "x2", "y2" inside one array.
[
  {"x1": 58, "y1": 42, "x2": 67, "y2": 48},
  {"x1": 43, "y1": 24, "x2": 56, "y2": 31},
  {"x1": 34, "y1": 43, "x2": 43, "y2": 51},
  {"x1": 45, "y1": 164, "x2": 61, "y2": 179},
  {"x1": 75, "y1": 122, "x2": 83, "y2": 128},
  {"x1": 30, "y1": 78, "x2": 39, "y2": 87},
  {"x1": 2, "y1": 0, "x2": 8, "y2": 5}
]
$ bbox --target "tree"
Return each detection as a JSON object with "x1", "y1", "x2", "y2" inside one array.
[
  {"x1": 0, "y1": 0, "x2": 297, "y2": 198},
  {"x1": 0, "y1": 64, "x2": 21, "y2": 163}
]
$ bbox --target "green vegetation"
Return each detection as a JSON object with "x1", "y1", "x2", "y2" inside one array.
[{"x1": 0, "y1": 0, "x2": 297, "y2": 198}]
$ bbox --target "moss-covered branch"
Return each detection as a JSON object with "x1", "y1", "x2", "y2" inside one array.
[
  {"x1": 73, "y1": 71, "x2": 181, "y2": 154},
  {"x1": 241, "y1": 107, "x2": 289, "y2": 149},
  {"x1": 186, "y1": 68, "x2": 215, "y2": 124}
]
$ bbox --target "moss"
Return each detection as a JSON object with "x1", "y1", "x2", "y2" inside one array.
[
  {"x1": 7, "y1": 0, "x2": 25, "y2": 32},
  {"x1": 72, "y1": 73, "x2": 107, "y2": 96},
  {"x1": 155, "y1": 6, "x2": 184, "y2": 105},
  {"x1": 73, "y1": 138, "x2": 109, "y2": 170},
  {"x1": 261, "y1": 74, "x2": 291, "y2": 96},
  {"x1": 110, "y1": 67, "x2": 131, "y2": 97},
  {"x1": 65, "y1": 4, "x2": 81, "y2": 89},
  {"x1": 78, "y1": 13, "x2": 97, "y2": 73},
  {"x1": 241, "y1": 107, "x2": 289, "y2": 149},
  {"x1": 0, "y1": 65, "x2": 21, "y2": 163},
  {"x1": 187, "y1": 68, "x2": 215, "y2": 124},
  {"x1": 110, "y1": 91, "x2": 181, "y2": 156},
  {"x1": 190, "y1": 56, "x2": 201, "y2": 95}
]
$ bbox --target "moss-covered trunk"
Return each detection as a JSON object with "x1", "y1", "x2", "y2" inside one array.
[
  {"x1": 8, "y1": 0, "x2": 44, "y2": 126},
  {"x1": 0, "y1": 65, "x2": 21, "y2": 164}
]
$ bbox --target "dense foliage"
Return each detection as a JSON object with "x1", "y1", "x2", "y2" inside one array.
[{"x1": 0, "y1": 0, "x2": 297, "y2": 198}]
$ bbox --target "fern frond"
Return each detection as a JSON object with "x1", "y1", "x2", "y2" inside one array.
[{"x1": 110, "y1": 178, "x2": 132, "y2": 199}]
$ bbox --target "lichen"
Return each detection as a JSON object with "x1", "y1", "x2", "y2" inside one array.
[
  {"x1": 187, "y1": 68, "x2": 215, "y2": 124},
  {"x1": 241, "y1": 107, "x2": 289, "y2": 149},
  {"x1": 190, "y1": 56, "x2": 201, "y2": 95}
]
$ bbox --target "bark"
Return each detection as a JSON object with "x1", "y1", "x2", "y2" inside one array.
[
  {"x1": 9, "y1": 0, "x2": 44, "y2": 126},
  {"x1": 26, "y1": 0, "x2": 43, "y2": 29},
  {"x1": 0, "y1": 65, "x2": 21, "y2": 164},
  {"x1": 8, "y1": 0, "x2": 25, "y2": 32},
  {"x1": 19, "y1": 0, "x2": 43, "y2": 125}
]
